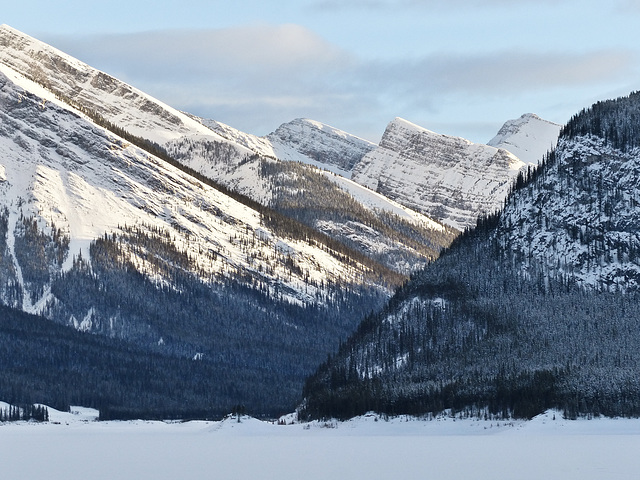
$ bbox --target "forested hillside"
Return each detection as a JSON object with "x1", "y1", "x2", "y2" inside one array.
[
  {"x1": 301, "y1": 91, "x2": 640, "y2": 421},
  {"x1": 0, "y1": 62, "x2": 397, "y2": 417}
]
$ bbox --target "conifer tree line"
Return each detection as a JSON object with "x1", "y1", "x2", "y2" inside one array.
[
  {"x1": 561, "y1": 90, "x2": 640, "y2": 152},
  {"x1": 1, "y1": 216, "x2": 390, "y2": 417},
  {"x1": 0, "y1": 403, "x2": 49, "y2": 422}
]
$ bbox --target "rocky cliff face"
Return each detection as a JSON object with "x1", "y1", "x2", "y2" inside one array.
[
  {"x1": 351, "y1": 118, "x2": 525, "y2": 230},
  {"x1": 0, "y1": 24, "x2": 238, "y2": 147},
  {"x1": 193, "y1": 116, "x2": 376, "y2": 176}
]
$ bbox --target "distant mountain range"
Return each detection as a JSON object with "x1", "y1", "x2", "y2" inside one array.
[
  {"x1": 351, "y1": 116, "x2": 560, "y2": 230},
  {"x1": 0, "y1": 24, "x2": 568, "y2": 418},
  {"x1": 200, "y1": 112, "x2": 561, "y2": 231}
]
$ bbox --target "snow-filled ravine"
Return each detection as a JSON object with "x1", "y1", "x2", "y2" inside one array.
[{"x1": 2, "y1": 408, "x2": 640, "y2": 480}]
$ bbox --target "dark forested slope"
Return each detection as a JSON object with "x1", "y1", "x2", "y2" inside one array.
[{"x1": 301, "y1": 91, "x2": 640, "y2": 420}]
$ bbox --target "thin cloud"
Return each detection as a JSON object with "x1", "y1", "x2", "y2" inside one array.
[
  {"x1": 49, "y1": 24, "x2": 350, "y2": 81},
  {"x1": 382, "y1": 50, "x2": 635, "y2": 96},
  {"x1": 618, "y1": 0, "x2": 640, "y2": 11},
  {"x1": 45, "y1": 26, "x2": 638, "y2": 141}
]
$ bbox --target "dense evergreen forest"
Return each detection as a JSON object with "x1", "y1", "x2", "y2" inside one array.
[
  {"x1": 0, "y1": 401, "x2": 48, "y2": 422},
  {"x1": 0, "y1": 303, "x2": 250, "y2": 420},
  {"x1": 562, "y1": 90, "x2": 640, "y2": 152},
  {"x1": 0, "y1": 219, "x2": 389, "y2": 418},
  {"x1": 301, "y1": 91, "x2": 640, "y2": 421}
]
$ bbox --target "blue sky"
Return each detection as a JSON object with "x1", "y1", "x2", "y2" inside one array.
[{"x1": 4, "y1": 0, "x2": 640, "y2": 143}]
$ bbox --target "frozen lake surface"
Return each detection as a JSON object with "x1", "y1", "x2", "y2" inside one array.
[{"x1": 2, "y1": 407, "x2": 640, "y2": 480}]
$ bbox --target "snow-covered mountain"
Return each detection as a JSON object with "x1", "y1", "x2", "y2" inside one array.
[
  {"x1": 167, "y1": 120, "x2": 453, "y2": 274},
  {"x1": 0, "y1": 66, "x2": 388, "y2": 312},
  {"x1": 198, "y1": 116, "x2": 376, "y2": 177},
  {"x1": 348, "y1": 115, "x2": 562, "y2": 231},
  {"x1": 0, "y1": 24, "x2": 421, "y2": 414},
  {"x1": 496, "y1": 104, "x2": 640, "y2": 292},
  {"x1": 302, "y1": 91, "x2": 640, "y2": 422},
  {"x1": 0, "y1": 24, "x2": 453, "y2": 277},
  {"x1": 267, "y1": 118, "x2": 376, "y2": 176},
  {"x1": 488, "y1": 113, "x2": 561, "y2": 165},
  {"x1": 350, "y1": 118, "x2": 525, "y2": 230},
  {"x1": 0, "y1": 25, "x2": 239, "y2": 148},
  {"x1": 191, "y1": 115, "x2": 424, "y2": 227}
]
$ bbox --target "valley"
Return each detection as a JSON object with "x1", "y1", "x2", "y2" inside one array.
[{"x1": 2, "y1": 23, "x2": 639, "y2": 426}]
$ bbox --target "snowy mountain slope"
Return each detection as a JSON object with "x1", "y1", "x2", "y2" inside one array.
[
  {"x1": 190, "y1": 114, "x2": 434, "y2": 230},
  {"x1": 267, "y1": 118, "x2": 377, "y2": 176},
  {"x1": 0, "y1": 24, "x2": 240, "y2": 148},
  {"x1": 165, "y1": 140, "x2": 455, "y2": 273},
  {"x1": 198, "y1": 116, "x2": 376, "y2": 177},
  {"x1": 0, "y1": 69, "x2": 389, "y2": 313},
  {"x1": 488, "y1": 113, "x2": 561, "y2": 165},
  {"x1": 194, "y1": 116, "x2": 278, "y2": 158},
  {"x1": 320, "y1": 171, "x2": 445, "y2": 231},
  {"x1": 497, "y1": 136, "x2": 640, "y2": 292},
  {"x1": 0, "y1": 25, "x2": 452, "y2": 274},
  {"x1": 165, "y1": 129, "x2": 455, "y2": 274},
  {"x1": 351, "y1": 118, "x2": 525, "y2": 230}
]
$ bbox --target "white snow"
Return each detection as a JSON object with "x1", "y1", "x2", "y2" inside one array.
[
  {"x1": 488, "y1": 113, "x2": 562, "y2": 166},
  {"x1": 322, "y1": 171, "x2": 446, "y2": 231},
  {"x1": 2, "y1": 408, "x2": 640, "y2": 480}
]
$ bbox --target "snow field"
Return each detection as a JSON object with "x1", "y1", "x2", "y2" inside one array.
[{"x1": 2, "y1": 409, "x2": 640, "y2": 480}]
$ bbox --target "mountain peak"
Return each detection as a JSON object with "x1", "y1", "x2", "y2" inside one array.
[
  {"x1": 352, "y1": 117, "x2": 523, "y2": 230},
  {"x1": 386, "y1": 117, "x2": 462, "y2": 142},
  {"x1": 488, "y1": 113, "x2": 561, "y2": 165},
  {"x1": 267, "y1": 118, "x2": 376, "y2": 175}
]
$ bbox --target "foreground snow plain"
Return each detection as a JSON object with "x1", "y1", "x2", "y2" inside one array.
[{"x1": 2, "y1": 407, "x2": 640, "y2": 480}]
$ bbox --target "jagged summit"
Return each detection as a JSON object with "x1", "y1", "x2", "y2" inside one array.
[
  {"x1": 198, "y1": 116, "x2": 376, "y2": 177},
  {"x1": 384, "y1": 117, "x2": 475, "y2": 144},
  {"x1": 267, "y1": 118, "x2": 376, "y2": 176},
  {"x1": 351, "y1": 117, "x2": 524, "y2": 230},
  {"x1": 488, "y1": 113, "x2": 561, "y2": 165}
]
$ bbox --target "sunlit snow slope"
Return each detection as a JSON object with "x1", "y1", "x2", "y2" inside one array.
[
  {"x1": 488, "y1": 113, "x2": 561, "y2": 166},
  {"x1": 0, "y1": 65, "x2": 389, "y2": 313}
]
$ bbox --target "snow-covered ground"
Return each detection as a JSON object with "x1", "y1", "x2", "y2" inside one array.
[{"x1": 2, "y1": 408, "x2": 640, "y2": 480}]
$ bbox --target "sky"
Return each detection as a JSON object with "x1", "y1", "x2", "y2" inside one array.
[{"x1": 3, "y1": 0, "x2": 640, "y2": 143}]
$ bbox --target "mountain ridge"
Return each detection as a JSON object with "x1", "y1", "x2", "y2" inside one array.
[{"x1": 351, "y1": 117, "x2": 527, "y2": 230}]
